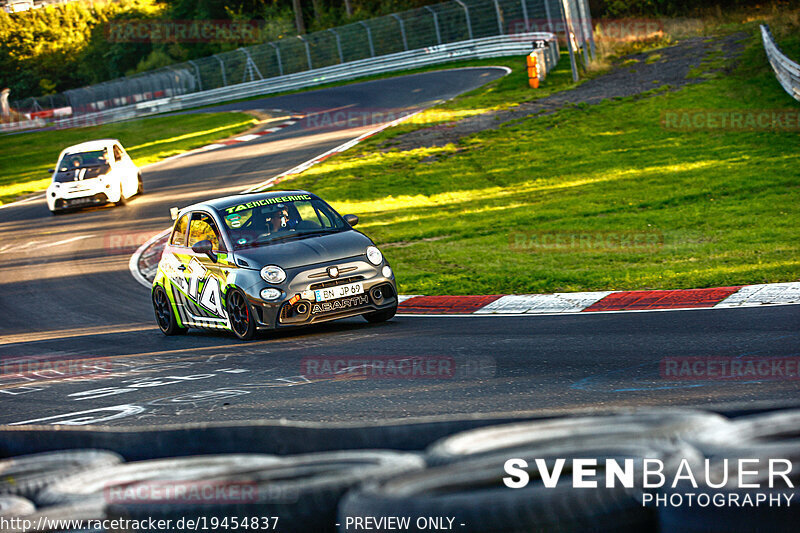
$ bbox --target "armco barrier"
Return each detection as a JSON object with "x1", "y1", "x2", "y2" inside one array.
[
  {"x1": 761, "y1": 24, "x2": 800, "y2": 102},
  {"x1": 47, "y1": 32, "x2": 559, "y2": 130}
]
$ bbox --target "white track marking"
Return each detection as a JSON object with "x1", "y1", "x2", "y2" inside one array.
[
  {"x1": 475, "y1": 292, "x2": 612, "y2": 314},
  {"x1": 0, "y1": 193, "x2": 45, "y2": 210},
  {"x1": 50, "y1": 234, "x2": 94, "y2": 247},
  {"x1": 234, "y1": 134, "x2": 261, "y2": 142},
  {"x1": 715, "y1": 282, "x2": 800, "y2": 307},
  {"x1": 8, "y1": 404, "x2": 145, "y2": 426},
  {"x1": 128, "y1": 229, "x2": 171, "y2": 289}
]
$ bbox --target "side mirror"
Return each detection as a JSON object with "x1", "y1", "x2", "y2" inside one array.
[
  {"x1": 170, "y1": 207, "x2": 179, "y2": 221},
  {"x1": 192, "y1": 239, "x2": 217, "y2": 262},
  {"x1": 48, "y1": 169, "x2": 54, "y2": 173},
  {"x1": 344, "y1": 214, "x2": 359, "y2": 227}
]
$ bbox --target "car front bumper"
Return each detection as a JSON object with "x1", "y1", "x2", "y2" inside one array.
[
  {"x1": 51, "y1": 193, "x2": 110, "y2": 210},
  {"x1": 240, "y1": 258, "x2": 398, "y2": 329},
  {"x1": 47, "y1": 177, "x2": 118, "y2": 211}
]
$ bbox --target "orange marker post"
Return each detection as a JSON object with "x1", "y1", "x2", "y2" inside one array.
[{"x1": 527, "y1": 53, "x2": 540, "y2": 89}]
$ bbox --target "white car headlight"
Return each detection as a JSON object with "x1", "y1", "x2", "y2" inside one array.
[
  {"x1": 366, "y1": 246, "x2": 383, "y2": 266},
  {"x1": 260, "y1": 265, "x2": 286, "y2": 284}
]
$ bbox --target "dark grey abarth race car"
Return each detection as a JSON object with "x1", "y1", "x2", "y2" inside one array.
[{"x1": 151, "y1": 191, "x2": 398, "y2": 339}]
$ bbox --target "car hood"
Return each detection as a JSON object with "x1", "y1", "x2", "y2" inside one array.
[{"x1": 234, "y1": 230, "x2": 373, "y2": 269}]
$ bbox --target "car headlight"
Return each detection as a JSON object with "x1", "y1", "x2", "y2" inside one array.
[
  {"x1": 260, "y1": 265, "x2": 286, "y2": 284},
  {"x1": 260, "y1": 288, "x2": 282, "y2": 301},
  {"x1": 366, "y1": 246, "x2": 383, "y2": 266}
]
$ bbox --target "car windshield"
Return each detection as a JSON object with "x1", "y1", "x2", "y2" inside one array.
[
  {"x1": 54, "y1": 149, "x2": 110, "y2": 182},
  {"x1": 218, "y1": 194, "x2": 348, "y2": 250}
]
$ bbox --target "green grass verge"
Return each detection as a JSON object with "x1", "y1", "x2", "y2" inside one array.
[
  {"x1": 279, "y1": 23, "x2": 800, "y2": 295},
  {"x1": 0, "y1": 112, "x2": 257, "y2": 206}
]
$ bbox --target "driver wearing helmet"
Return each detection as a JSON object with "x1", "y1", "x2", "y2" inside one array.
[{"x1": 263, "y1": 203, "x2": 298, "y2": 233}]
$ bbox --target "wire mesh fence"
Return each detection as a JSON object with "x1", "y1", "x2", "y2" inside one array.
[{"x1": 7, "y1": 0, "x2": 593, "y2": 125}]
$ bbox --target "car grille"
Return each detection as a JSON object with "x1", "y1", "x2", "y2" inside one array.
[{"x1": 309, "y1": 275, "x2": 364, "y2": 290}]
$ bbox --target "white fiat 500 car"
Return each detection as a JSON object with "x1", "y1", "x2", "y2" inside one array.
[{"x1": 46, "y1": 139, "x2": 142, "y2": 214}]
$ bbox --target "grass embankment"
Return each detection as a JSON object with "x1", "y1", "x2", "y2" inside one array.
[
  {"x1": 281, "y1": 17, "x2": 800, "y2": 295},
  {"x1": 0, "y1": 112, "x2": 257, "y2": 205}
]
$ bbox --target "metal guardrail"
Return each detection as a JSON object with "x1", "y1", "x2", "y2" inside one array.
[
  {"x1": 46, "y1": 33, "x2": 560, "y2": 129},
  {"x1": 761, "y1": 24, "x2": 800, "y2": 102}
]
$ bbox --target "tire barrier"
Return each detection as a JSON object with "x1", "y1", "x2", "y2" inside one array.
[
  {"x1": 0, "y1": 406, "x2": 785, "y2": 461},
  {"x1": 0, "y1": 413, "x2": 567, "y2": 461},
  {"x1": 340, "y1": 441, "x2": 701, "y2": 533},
  {"x1": 0, "y1": 495, "x2": 35, "y2": 517},
  {"x1": 18, "y1": 451, "x2": 421, "y2": 533},
  {"x1": 689, "y1": 408, "x2": 800, "y2": 458},
  {"x1": 35, "y1": 455, "x2": 283, "y2": 507},
  {"x1": 5, "y1": 501, "x2": 106, "y2": 533},
  {"x1": 654, "y1": 409, "x2": 800, "y2": 531},
  {"x1": 0, "y1": 406, "x2": 797, "y2": 532},
  {"x1": 658, "y1": 448, "x2": 800, "y2": 532},
  {"x1": 105, "y1": 451, "x2": 424, "y2": 533},
  {"x1": 426, "y1": 409, "x2": 729, "y2": 465},
  {"x1": 0, "y1": 450, "x2": 123, "y2": 500}
]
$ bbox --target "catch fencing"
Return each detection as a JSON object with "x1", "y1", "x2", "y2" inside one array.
[
  {"x1": 761, "y1": 24, "x2": 800, "y2": 102},
  {"x1": 5, "y1": 0, "x2": 593, "y2": 130}
]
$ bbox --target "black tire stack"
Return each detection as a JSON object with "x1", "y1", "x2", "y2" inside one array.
[{"x1": 0, "y1": 408, "x2": 797, "y2": 533}]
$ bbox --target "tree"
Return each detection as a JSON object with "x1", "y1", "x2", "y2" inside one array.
[{"x1": 292, "y1": 0, "x2": 305, "y2": 34}]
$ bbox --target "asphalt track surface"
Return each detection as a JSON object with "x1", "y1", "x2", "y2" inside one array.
[{"x1": 0, "y1": 67, "x2": 798, "y2": 428}]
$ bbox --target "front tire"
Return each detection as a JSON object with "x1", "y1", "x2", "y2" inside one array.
[
  {"x1": 153, "y1": 286, "x2": 187, "y2": 336},
  {"x1": 226, "y1": 289, "x2": 257, "y2": 340},
  {"x1": 136, "y1": 174, "x2": 144, "y2": 195},
  {"x1": 115, "y1": 184, "x2": 126, "y2": 206},
  {"x1": 363, "y1": 304, "x2": 397, "y2": 324}
]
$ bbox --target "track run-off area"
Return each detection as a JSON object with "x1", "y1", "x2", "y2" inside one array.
[{"x1": 0, "y1": 67, "x2": 798, "y2": 428}]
